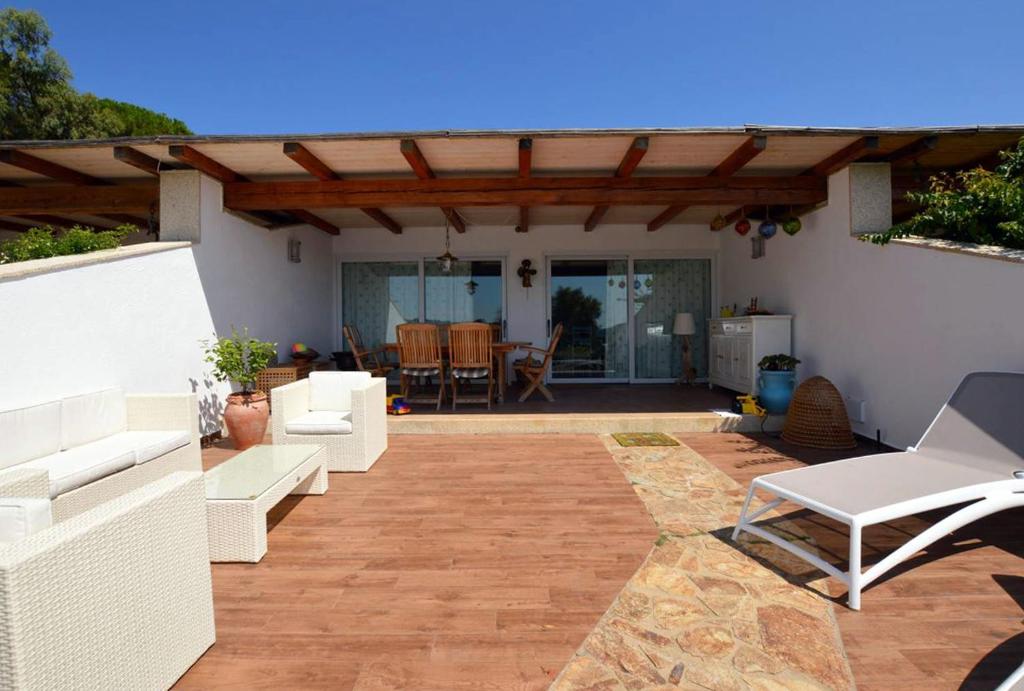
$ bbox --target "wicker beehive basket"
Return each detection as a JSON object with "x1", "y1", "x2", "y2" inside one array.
[{"x1": 781, "y1": 376, "x2": 857, "y2": 449}]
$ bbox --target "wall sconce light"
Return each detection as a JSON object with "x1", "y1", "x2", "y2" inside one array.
[
  {"x1": 288, "y1": 238, "x2": 302, "y2": 263},
  {"x1": 751, "y1": 236, "x2": 765, "y2": 259},
  {"x1": 517, "y1": 259, "x2": 537, "y2": 288}
]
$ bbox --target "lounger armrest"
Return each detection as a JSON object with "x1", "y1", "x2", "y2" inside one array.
[
  {"x1": 515, "y1": 345, "x2": 548, "y2": 356},
  {"x1": 351, "y1": 377, "x2": 387, "y2": 426},
  {"x1": 126, "y1": 393, "x2": 200, "y2": 444},
  {"x1": 271, "y1": 380, "x2": 310, "y2": 439},
  {"x1": 0, "y1": 467, "x2": 50, "y2": 500}
]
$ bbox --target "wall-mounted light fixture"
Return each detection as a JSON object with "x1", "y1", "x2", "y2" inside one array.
[
  {"x1": 751, "y1": 236, "x2": 765, "y2": 259},
  {"x1": 288, "y1": 238, "x2": 302, "y2": 263}
]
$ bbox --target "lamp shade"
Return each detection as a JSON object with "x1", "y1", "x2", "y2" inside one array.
[{"x1": 672, "y1": 312, "x2": 696, "y2": 336}]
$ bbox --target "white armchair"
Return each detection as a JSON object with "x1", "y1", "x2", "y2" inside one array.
[
  {"x1": 272, "y1": 371, "x2": 388, "y2": 472},
  {"x1": 0, "y1": 471, "x2": 215, "y2": 689}
]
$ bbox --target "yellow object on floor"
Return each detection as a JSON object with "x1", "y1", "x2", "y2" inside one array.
[{"x1": 736, "y1": 394, "x2": 766, "y2": 417}]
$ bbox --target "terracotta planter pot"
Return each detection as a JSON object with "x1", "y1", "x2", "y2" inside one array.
[{"x1": 223, "y1": 391, "x2": 269, "y2": 450}]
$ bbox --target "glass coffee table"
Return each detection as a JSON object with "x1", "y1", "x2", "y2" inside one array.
[{"x1": 204, "y1": 444, "x2": 327, "y2": 562}]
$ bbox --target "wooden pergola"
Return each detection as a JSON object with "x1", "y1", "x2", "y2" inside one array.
[{"x1": 0, "y1": 125, "x2": 1020, "y2": 236}]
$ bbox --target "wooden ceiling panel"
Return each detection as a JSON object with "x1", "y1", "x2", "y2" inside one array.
[
  {"x1": 531, "y1": 136, "x2": 638, "y2": 173},
  {"x1": 742, "y1": 135, "x2": 862, "y2": 174},
  {"x1": 638, "y1": 134, "x2": 751, "y2": 173},
  {"x1": 411, "y1": 137, "x2": 519, "y2": 175}
]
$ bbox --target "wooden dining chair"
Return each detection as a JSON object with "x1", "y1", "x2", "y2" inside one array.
[
  {"x1": 448, "y1": 323, "x2": 493, "y2": 411},
  {"x1": 396, "y1": 323, "x2": 445, "y2": 410},
  {"x1": 343, "y1": 324, "x2": 393, "y2": 377},
  {"x1": 513, "y1": 323, "x2": 563, "y2": 403}
]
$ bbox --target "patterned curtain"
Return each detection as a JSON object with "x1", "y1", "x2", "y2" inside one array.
[
  {"x1": 633, "y1": 259, "x2": 711, "y2": 379},
  {"x1": 341, "y1": 262, "x2": 419, "y2": 348}
]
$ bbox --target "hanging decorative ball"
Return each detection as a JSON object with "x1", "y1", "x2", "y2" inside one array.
[
  {"x1": 782, "y1": 217, "x2": 802, "y2": 236},
  {"x1": 735, "y1": 218, "x2": 751, "y2": 236},
  {"x1": 758, "y1": 220, "x2": 777, "y2": 239},
  {"x1": 710, "y1": 213, "x2": 727, "y2": 231}
]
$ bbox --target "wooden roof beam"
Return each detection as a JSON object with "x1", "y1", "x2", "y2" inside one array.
[
  {"x1": 0, "y1": 149, "x2": 107, "y2": 186},
  {"x1": 647, "y1": 136, "x2": 766, "y2": 231},
  {"x1": 517, "y1": 138, "x2": 531, "y2": 233},
  {"x1": 584, "y1": 137, "x2": 648, "y2": 232},
  {"x1": 399, "y1": 139, "x2": 466, "y2": 233},
  {"x1": 113, "y1": 147, "x2": 168, "y2": 176},
  {"x1": 222, "y1": 175, "x2": 827, "y2": 210},
  {"x1": 883, "y1": 135, "x2": 939, "y2": 165},
  {"x1": 283, "y1": 142, "x2": 401, "y2": 234},
  {"x1": 0, "y1": 185, "x2": 157, "y2": 215},
  {"x1": 170, "y1": 145, "x2": 337, "y2": 235},
  {"x1": 802, "y1": 136, "x2": 880, "y2": 177}
]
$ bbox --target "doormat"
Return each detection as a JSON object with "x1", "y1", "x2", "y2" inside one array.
[{"x1": 612, "y1": 432, "x2": 680, "y2": 447}]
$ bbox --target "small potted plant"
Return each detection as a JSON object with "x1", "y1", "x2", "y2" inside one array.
[
  {"x1": 757, "y1": 354, "x2": 801, "y2": 415},
  {"x1": 202, "y1": 328, "x2": 277, "y2": 450}
]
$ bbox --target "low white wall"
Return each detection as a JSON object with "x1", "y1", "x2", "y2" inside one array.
[
  {"x1": 0, "y1": 245, "x2": 230, "y2": 433},
  {"x1": 192, "y1": 175, "x2": 335, "y2": 362},
  {"x1": 333, "y1": 223, "x2": 720, "y2": 350},
  {"x1": 720, "y1": 168, "x2": 1024, "y2": 449}
]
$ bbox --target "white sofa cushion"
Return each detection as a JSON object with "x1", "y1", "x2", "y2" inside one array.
[
  {"x1": 61, "y1": 388, "x2": 127, "y2": 450},
  {"x1": 308, "y1": 371, "x2": 371, "y2": 412},
  {"x1": 25, "y1": 435, "x2": 137, "y2": 498},
  {"x1": 0, "y1": 400, "x2": 61, "y2": 470},
  {"x1": 285, "y1": 410, "x2": 353, "y2": 435},
  {"x1": 120, "y1": 430, "x2": 191, "y2": 465},
  {"x1": 0, "y1": 497, "x2": 52, "y2": 542}
]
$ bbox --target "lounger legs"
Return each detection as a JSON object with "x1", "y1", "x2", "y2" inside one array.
[{"x1": 848, "y1": 523, "x2": 862, "y2": 611}]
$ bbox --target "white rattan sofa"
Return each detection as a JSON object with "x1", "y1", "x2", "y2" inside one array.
[
  {"x1": 0, "y1": 471, "x2": 216, "y2": 689},
  {"x1": 272, "y1": 371, "x2": 387, "y2": 472},
  {"x1": 0, "y1": 388, "x2": 201, "y2": 521}
]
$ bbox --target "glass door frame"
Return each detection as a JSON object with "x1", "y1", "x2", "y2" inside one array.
[
  {"x1": 544, "y1": 251, "x2": 718, "y2": 384},
  {"x1": 335, "y1": 254, "x2": 509, "y2": 349}
]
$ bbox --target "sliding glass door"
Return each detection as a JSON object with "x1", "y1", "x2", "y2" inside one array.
[
  {"x1": 341, "y1": 258, "x2": 505, "y2": 347},
  {"x1": 548, "y1": 259, "x2": 630, "y2": 381}
]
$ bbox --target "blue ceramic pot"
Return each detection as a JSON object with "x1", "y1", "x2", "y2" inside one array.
[{"x1": 758, "y1": 370, "x2": 796, "y2": 414}]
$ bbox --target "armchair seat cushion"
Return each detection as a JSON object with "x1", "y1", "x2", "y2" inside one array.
[
  {"x1": 401, "y1": 367, "x2": 440, "y2": 377},
  {"x1": 452, "y1": 367, "x2": 490, "y2": 379},
  {"x1": 25, "y1": 436, "x2": 138, "y2": 498},
  {"x1": 0, "y1": 497, "x2": 52, "y2": 542},
  {"x1": 121, "y1": 430, "x2": 191, "y2": 464},
  {"x1": 285, "y1": 410, "x2": 354, "y2": 435}
]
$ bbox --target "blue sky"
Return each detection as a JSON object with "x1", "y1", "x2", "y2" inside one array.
[{"x1": 21, "y1": 1, "x2": 1024, "y2": 134}]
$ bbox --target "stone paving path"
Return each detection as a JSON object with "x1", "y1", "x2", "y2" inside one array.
[{"x1": 551, "y1": 436, "x2": 855, "y2": 690}]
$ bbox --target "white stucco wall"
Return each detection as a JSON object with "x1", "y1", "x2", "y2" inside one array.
[
  {"x1": 332, "y1": 223, "x2": 721, "y2": 352},
  {"x1": 720, "y1": 168, "x2": 1024, "y2": 449},
  {"x1": 192, "y1": 175, "x2": 335, "y2": 361}
]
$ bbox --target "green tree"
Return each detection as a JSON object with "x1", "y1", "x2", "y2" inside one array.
[
  {"x1": 0, "y1": 8, "x2": 190, "y2": 139},
  {"x1": 868, "y1": 138, "x2": 1024, "y2": 250}
]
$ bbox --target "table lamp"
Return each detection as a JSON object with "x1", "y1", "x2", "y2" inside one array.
[{"x1": 673, "y1": 312, "x2": 696, "y2": 385}]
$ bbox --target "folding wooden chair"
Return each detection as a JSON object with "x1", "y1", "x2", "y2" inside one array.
[
  {"x1": 396, "y1": 323, "x2": 445, "y2": 410},
  {"x1": 448, "y1": 322, "x2": 493, "y2": 411},
  {"x1": 513, "y1": 323, "x2": 563, "y2": 403},
  {"x1": 343, "y1": 324, "x2": 393, "y2": 378}
]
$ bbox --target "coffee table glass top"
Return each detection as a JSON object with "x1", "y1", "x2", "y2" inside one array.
[{"x1": 205, "y1": 444, "x2": 323, "y2": 500}]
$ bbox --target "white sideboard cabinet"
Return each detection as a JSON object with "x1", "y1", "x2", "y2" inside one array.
[{"x1": 708, "y1": 316, "x2": 793, "y2": 395}]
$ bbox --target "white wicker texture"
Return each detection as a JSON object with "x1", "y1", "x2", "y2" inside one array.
[
  {"x1": 0, "y1": 471, "x2": 215, "y2": 690},
  {"x1": 0, "y1": 394, "x2": 202, "y2": 523},
  {"x1": 0, "y1": 469, "x2": 49, "y2": 501},
  {"x1": 206, "y1": 448, "x2": 327, "y2": 562},
  {"x1": 271, "y1": 378, "x2": 387, "y2": 472}
]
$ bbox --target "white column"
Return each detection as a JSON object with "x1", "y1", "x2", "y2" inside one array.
[
  {"x1": 848, "y1": 162, "x2": 892, "y2": 236},
  {"x1": 158, "y1": 169, "x2": 204, "y2": 242}
]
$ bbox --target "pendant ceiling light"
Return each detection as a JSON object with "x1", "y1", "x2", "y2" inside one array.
[{"x1": 436, "y1": 218, "x2": 458, "y2": 273}]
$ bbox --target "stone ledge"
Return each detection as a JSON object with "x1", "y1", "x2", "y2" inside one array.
[
  {"x1": 891, "y1": 236, "x2": 1024, "y2": 264},
  {"x1": 0, "y1": 241, "x2": 192, "y2": 282}
]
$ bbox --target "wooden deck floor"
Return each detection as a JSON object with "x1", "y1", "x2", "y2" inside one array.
[
  {"x1": 683, "y1": 433, "x2": 1024, "y2": 691},
  {"x1": 179, "y1": 435, "x2": 658, "y2": 689}
]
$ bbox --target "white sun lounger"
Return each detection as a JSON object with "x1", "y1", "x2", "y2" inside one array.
[{"x1": 732, "y1": 371, "x2": 1024, "y2": 610}]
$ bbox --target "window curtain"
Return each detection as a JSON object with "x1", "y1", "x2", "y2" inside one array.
[
  {"x1": 633, "y1": 259, "x2": 711, "y2": 379},
  {"x1": 341, "y1": 262, "x2": 419, "y2": 348}
]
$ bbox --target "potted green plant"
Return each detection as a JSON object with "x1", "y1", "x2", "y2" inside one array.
[
  {"x1": 757, "y1": 354, "x2": 801, "y2": 415},
  {"x1": 202, "y1": 328, "x2": 277, "y2": 450}
]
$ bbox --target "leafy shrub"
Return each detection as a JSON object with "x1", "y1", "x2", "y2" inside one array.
[
  {"x1": 201, "y1": 328, "x2": 277, "y2": 394},
  {"x1": 758, "y1": 354, "x2": 801, "y2": 371},
  {"x1": 867, "y1": 138, "x2": 1024, "y2": 250},
  {"x1": 0, "y1": 224, "x2": 134, "y2": 264}
]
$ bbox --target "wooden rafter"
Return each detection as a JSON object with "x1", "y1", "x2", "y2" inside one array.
[
  {"x1": 170, "y1": 145, "x2": 338, "y2": 235},
  {"x1": 283, "y1": 142, "x2": 401, "y2": 234},
  {"x1": 584, "y1": 137, "x2": 648, "y2": 232},
  {"x1": 0, "y1": 185, "x2": 157, "y2": 215},
  {"x1": 113, "y1": 146, "x2": 166, "y2": 176},
  {"x1": 883, "y1": 135, "x2": 938, "y2": 165},
  {"x1": 0, "y1": 149, "x2": 150, "y2": 228},
  {"x1": 0, "y1": 218, "x2": 32, "y2": 232},
  {"x1": 647, "y1": 136, "x2": 766, "y2": 232},
  {"x1": 399, "y1": 139, "x2": 466, "y2": 233},
  {"x1": 222, "y1": 175, "x2": 827, "y2": 211},
  {"x1": 517, "y1": 138, "x2": 531, "y2": 233},
  {"x1": 802, "y1": 136, "x2": 880, "y2": 177}
]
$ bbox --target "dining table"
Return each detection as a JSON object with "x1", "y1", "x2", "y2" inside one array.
[{"x1": 384, "y1": 341, "x2": 531, "y2": 404}]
